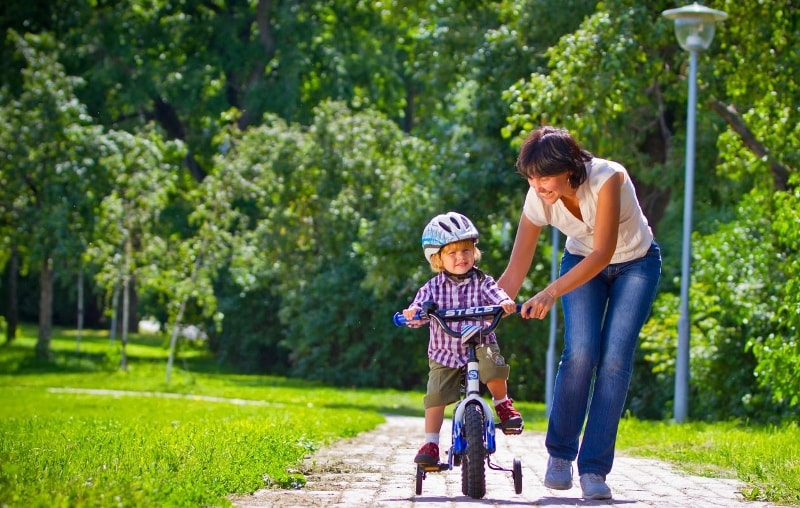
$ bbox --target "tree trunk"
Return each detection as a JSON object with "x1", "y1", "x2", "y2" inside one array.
[
  {"x1": 120, "y1": 237, "x2": 131, "y2": 370},
  {"x1": 35, "y1": 256, "x2": 54, "y2": 359},
  {"x1": 166, "y1": 252, "x2": 204, "y2": 384},
  {"x1": 708, "y1": 97, "x2": 792, "y2": 191},
  {"x1": 165, "y1": 296, "x2": 189, "y2": 385},
  {"x1": 127, "y1": 274, "x2": 139, "y2": 333},
  {"x1": 109, "y1": 284, "x2": 119, "y2": 346},
  {"x1": 76, "y1": 267, "x2": 84, "y2": 353},
  {"x1": 634, "y1": 180, "x2": 671, "y2": 238},
  {"x1": 5, "y1": 245, "x2": 19, "y2": 344}
]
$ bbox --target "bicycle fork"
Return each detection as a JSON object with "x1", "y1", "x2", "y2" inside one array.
[{"x1": 452, "y1": 326, "x2": 497, "y2": 456}]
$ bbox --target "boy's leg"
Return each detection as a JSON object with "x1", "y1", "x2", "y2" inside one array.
[
  {"x1": 485, "y1": 378, "x2": 508, "y2": 400},
  {"x1": 424, "y1": 405, "x2": 446, "y2": 434},
  {"x1": 479, "y1": 345, "x2": 523, "y2": 431},
  {"x1": 415, "y1": 405, "x2": 446, "y2": 465},
  {"x1": 416, "y1": 361, "x2": 461, "y2": 465}
]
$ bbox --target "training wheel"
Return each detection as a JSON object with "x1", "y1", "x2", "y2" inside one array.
[
  {"x1": 512, "y1": 457, "x2": 523, "y2": 494},
  {"x1": 415, "y1": 465, "x2": 424, "y2": 495}
]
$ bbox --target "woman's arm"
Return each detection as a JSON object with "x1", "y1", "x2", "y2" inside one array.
[{"x1": 497, "y1": 213, "x2": 542, "y2": 300}]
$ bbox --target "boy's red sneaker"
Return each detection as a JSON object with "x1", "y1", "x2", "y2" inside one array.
[
  {"x1": 414, "y1": 442, "x2": 440, "y2": 465},
  {"x1": 495, "y1": 398, "x2": 524, "y2": 431}
]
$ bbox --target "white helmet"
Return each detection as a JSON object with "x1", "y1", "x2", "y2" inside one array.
[{"x1": 421, "y1": 212, "x2": 479, "y2": 263}]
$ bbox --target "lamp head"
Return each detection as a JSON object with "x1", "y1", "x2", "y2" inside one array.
[{"x1": 662, "y1": 2, "x2": 728, "y2": 52}]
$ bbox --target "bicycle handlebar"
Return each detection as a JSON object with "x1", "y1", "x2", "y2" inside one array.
[{"x1": 393, "y1": 303, "x2": 523, "y2": 338}]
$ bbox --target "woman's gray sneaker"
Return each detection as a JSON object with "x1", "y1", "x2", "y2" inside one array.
[
  {"x1": 580, "y1": 473, "x2": 612, "y2": 500},
  {"x1": 544, "y1": 456, "x2": 573, "y2": 490}
]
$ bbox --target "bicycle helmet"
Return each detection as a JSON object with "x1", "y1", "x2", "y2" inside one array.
[{"x1": 421, "y1": 212, "x2": 480, "y2": 263}]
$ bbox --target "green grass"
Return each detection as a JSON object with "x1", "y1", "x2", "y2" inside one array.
[
  {"x1": 1, "y1": 324, "x2": 798, "y2": 506},
  {"x1": 0, "y1": 326, "x2": 420, "y2": 507},
  {"x1": 616, "y1": 418, "x2": 799, "y2": 504},
  {"x1": 1, "y1": 388, "x2": 332, "y2": 507}
]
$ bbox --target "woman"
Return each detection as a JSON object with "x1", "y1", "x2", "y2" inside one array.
[{"x1": 498, "y1": 126, "x2": 661, "y2": 500}]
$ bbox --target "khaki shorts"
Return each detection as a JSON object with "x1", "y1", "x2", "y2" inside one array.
[{"x1": 423, "y1": 343, "x2": 511, "y2": 408}]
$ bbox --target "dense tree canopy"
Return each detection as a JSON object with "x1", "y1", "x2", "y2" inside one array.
[{"x1": 1, "y1": 0, "x2": 797, "y2": 421}]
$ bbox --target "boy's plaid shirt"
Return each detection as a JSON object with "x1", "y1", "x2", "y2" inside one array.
[{"x1": 409, "y1": 269, "x2": 512, "y2": 368}]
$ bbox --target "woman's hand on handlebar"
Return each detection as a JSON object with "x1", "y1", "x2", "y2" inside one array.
[{"x1": 520, "y1": 287, "x2": 556, "y2": 320}]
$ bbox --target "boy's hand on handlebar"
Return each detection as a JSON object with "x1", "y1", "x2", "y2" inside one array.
[
  {"x1": 500, "y1": 299, "x2": 517, "y2": 316},
  {"x1": 402, "y1": 306, "x2": 425, "y2": 327}
]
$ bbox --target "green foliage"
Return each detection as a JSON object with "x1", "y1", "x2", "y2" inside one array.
[
  {"x1": 0, "y1": 30, "x2": 114, "y2": 355},
  {"x1": 1, "y1": 0, "x2": 799, "y2": 427},
  {"x1": 1, "y1": 30, "x2": 108, "y2": 277},
  {"x1": 86, "y1": 127, "x2": 185, "y2": 311},
  {"x1": 207, "y1": 280, "x2": 289, "y2": 375},
  {"x1": 498, "y1": 0, "x2": 800, "y2": 422},
  {"x1": 641, "y1": 190, "x2": 799, "y2": 421},
  {"x1": 213, "y1": 101, "x2": 441, "y2": 386},
  {"x1": 504, "y1": 2, "x2": 665, "y2": 161},
  {"x1": 747, "y1": 187, "x2": 800, "y2": 407},
  {"x1": 712, "y1": 0, "x2": 800, "y2": 190}
]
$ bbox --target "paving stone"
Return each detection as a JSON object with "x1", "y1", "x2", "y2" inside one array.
[{"x1": 230, "y1": 415, "x2": 782, "y2": 508}]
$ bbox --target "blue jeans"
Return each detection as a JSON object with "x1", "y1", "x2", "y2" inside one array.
[{"x1": 546, "y1": 243, "x2": 661, "y2": 477}]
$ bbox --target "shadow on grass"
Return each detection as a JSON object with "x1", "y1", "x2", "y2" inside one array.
[
  {"x1": 2, "y1": 339, "x2": 398, "y2": 395},
  {"x1": 1, "y1": 330, "x2": 236, "y2": 377}
]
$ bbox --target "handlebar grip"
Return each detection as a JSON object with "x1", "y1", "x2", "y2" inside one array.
[
  {"x1": 392, "y1": 312, "x2": 407, "y2": 327},
  {"x1": 393, "y1": 311, "x2": 423, "y2": 327}
]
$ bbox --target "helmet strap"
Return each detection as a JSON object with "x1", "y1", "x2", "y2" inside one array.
[{"x1": 444, "y1": 266, "x2": 485, "y2": 281}]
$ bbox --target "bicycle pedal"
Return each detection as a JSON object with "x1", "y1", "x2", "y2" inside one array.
[{"x1": 500, "y1": 426, "x2": 524, "y2": 435}]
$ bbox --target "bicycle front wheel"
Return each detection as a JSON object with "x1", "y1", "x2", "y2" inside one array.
[{"x1": 461, "y1": 402, "x2": 487, "y2": 499}]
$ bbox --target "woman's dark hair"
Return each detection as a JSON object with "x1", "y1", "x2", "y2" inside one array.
[{"x1": 516, "y1": 126, "x2": 593, "y2": 189}]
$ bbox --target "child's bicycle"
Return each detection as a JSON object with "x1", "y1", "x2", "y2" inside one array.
[{"x1": 393, "y1": 301, "x2": 524, "y2": 499}]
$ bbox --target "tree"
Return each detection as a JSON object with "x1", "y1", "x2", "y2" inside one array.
[
  {"x1": 1, "y1": 0, "x2": 796, "y2": 419},
  {"x1": 160, "y1": 162, "x2": 243, "y2": 383},
  {"x1": 709, "y1": 0, "x2": 798, "y2": 193},
  {"x1": 751, "y1": 186, "x2": 800, "y2": 408},
  {"x1": 210, "y1": 101, "x2": 441, "y2": 385},
  {"x1": 86, "y1": 128, "x2": 183, "y2": 369},
  {"x1": 0, "y1": 31, "x2": 108, "y2": 358},
  {"x1": 499, "y1": 0, "x2": 800, "y2": 418}
]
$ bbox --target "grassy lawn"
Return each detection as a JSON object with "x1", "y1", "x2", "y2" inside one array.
[
  {"x1": 1, "y1": 324, "x2": 797, "y2": 506},
  {"x1": 616, "y1": 417, "x2": 799, "y2": 504}
]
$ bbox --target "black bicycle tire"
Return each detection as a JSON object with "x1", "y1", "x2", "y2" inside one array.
[
  {"x1": 461, "y1": 450, "x2": 468, "y2": 496},
  {"x1": 462, "y1": 403, "x2": 487, "y2": 499},
  {"x1": 415, "y1": 465, "x2": 423, "y2": 495}
]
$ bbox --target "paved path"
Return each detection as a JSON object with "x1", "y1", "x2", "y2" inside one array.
[{"x1": 229, "y1": 415, "x2": 782, "y2": 508}]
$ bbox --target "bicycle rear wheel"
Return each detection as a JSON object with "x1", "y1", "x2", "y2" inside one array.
[{"x1": 461, "y1": 402, "x2": 486, "y2": 499}]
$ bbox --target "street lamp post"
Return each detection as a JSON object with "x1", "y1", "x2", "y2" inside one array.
[
  {"x1": 545, "y1": 228, "x2": 559, "y2": 416},
  {"x1": 661, "y1": 3, "x2": 727, "y2": 423}
]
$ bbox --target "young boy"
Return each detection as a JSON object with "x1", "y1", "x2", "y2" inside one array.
[{"x1": 402, "y1": 211, "x2": 523, "y2": 466}]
